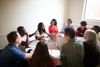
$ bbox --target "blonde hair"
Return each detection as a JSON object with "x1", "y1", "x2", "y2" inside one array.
[{"x1": 84, "y1": 30, "x2": 97, "y2": 44}]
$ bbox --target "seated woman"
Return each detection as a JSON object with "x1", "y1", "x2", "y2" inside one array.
[
  {"x1": 35, "y1": 22, "x2": 49, "y2": 40},
  {"x1": 48, "y1": 19, "x2": 59, "y2": 40},
  {"x1": 49, "y1": 19, "x2": 58, "y2": 34},
  {"x1": 76, "y1": 21, "x2": 87, "y2": 37},
  {"x1": 30, "y1": 41, "x2": 55, "y2": 67},
  {"x1": 83, "y1": 30, "x2": 100, "y2": 67},
  {"x1": 92, "y1": 25, "x2": 100, "y2": 42}
]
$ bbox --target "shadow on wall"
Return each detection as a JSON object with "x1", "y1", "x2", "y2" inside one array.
[{"x1": 0, "y1": 35, "x2": 8, "y2": 49}]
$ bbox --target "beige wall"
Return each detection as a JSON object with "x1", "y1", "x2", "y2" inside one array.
[
  {"x1": 68, "y1": 0, "x2": 84, "y2": 24},
  {"x1": 0, "y1": 0, "x2": 100, "y2": 35},
  {"x1": 0, "y1": 0, "x2": 68, "y2": 35}
]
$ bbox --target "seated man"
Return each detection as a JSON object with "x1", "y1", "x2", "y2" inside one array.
[
  {"x1": 61, "y1": 18, "x2": 75, "y2": 33},
  {"x1": 61, "y1": 28, "x2": 84, "y2": 67},
  {"x1": 17, "y1": 26, "x2": 36, "y2": 48},
  {"x1": 17, "y1": 26, "x2": 29, "y2": 48},
  {"x1": 0, "y1": 31, "x2": 32, "y2": 67}
]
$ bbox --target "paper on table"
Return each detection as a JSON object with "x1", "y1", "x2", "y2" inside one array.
[{"x1": 49, "y1": 49, "x2": 60, "y2": 59}]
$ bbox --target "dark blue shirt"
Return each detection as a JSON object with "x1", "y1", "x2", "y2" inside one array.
[{"x1": 0, "y1": 44, "x2": 25, "y2": 67}]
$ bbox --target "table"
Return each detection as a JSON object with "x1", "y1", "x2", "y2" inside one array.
[
  {"x1": 25, "y1": 33, "x2": 85, "y2": 66},
  {"x1": 26, "y1": 36, "x2": 62, "y2": 65}
]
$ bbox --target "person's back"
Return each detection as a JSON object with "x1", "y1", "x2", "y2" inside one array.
[
  {"x1": 30, "y1": 41, "x2": 55, "y2": 67},
  {"x1": 83, "y1": 30, "x2": 100, "y2": 67},
  {"x1": 0, "y1": 44, "x2": 24, "y2": 67},
  {"x1": 61, "y1": 39, "x2": 84, "y2": 67},
  {"x1": 61, "y1": 28, "x2": 84, "y2": 67}
]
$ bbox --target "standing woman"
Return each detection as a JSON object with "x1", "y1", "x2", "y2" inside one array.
[
  {"x1": 49, "y1": 19, "x2": 58, "y2": 34},
  {"x1": 83, "y1": 30, "x2": 100, "y2": 67},
  {"x1": 35, "y1": 22, "x2": 49, "y2": 40},
  {"x1": 30, "y1": 41, "x2": 55, "y2": 67}
]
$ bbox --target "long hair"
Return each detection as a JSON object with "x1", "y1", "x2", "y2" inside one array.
[
  {"x1": 83, "y1": 30, "x2": 99, "y2": 66},
  {"x1": 84, "y1": 30, "x2": 97, "y2": 45},
  {"x1": 30, "y1": 41, "x2": 55, "y2": 67},
  {"x1": 37, "y1": 22, "x2": 46, "y2": 35}
]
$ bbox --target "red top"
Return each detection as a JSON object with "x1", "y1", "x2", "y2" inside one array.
[
  {"x1": 49, "y1": 25, "x2": 58, "y2": 34},
  {"x1": 76, "y1": 27, "x2": 87, "y2": 37}
]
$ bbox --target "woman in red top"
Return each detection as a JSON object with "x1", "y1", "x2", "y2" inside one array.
[
  {"x1": 49, "y1": 19, "x2": 58, "y2": 34},
  {"x1": 76, "y1": 21, "x2": 87, "y2": 37}
]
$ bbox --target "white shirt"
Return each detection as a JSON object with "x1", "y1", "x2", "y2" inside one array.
[{"x1": 35, "y1": 30, "x2": 48, "y2": 38}]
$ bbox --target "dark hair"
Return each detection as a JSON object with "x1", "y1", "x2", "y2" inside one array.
[
  {"x1": 50, "y1": 19, "x2": 57, "y2": 25},
  {"x1": 30, "y1": 41, "x2": 54, "y2": 67},
  {"x1": 38, "y1": 22, "x2": 46, "y2": 34},
  {"x1": 68, "y1": 18, "x2": 72, "y2": 23},
  {"x1": 17, "y1": 26, "x2": 26, "y2": 36},
  {"x1": 92, "y1": 25, "x2": 100, "y2": 33},
  {"x1": 80, "y1": 21, "x2": 87, "y2": 26},
  {"x1": 64, "y1": 27, "x2": 75, "y2": 38},
  {"x1": 7, "y1": 31, "x2": 18, "y2": 43}
]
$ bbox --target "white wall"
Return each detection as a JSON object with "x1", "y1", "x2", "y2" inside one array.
[
  {"x1": 68, "y1": 0, "x2": 84, "y2": 24},
  {"x1": 0, "y1": 0, "x2": 68, "y2": 35},
  {"x1": 68, "y1": 0, "x2": 100, "y2": 26},
  {"x1": 0, "y1": 0, "x2": 100, "y2": 35},
  {"x1": 0, "y1": 0, "x2": 68, "y2": 49}
]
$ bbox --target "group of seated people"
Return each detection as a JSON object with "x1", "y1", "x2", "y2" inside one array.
[{"x1": 0, "y1": 18, "x2": 100, "y2": 67}]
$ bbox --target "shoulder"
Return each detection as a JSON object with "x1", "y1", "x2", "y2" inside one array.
[
  {"x1": 6, "y1": 44, "x2": 17, "y2": 52},
  {"x1": 76, "y1": 27, "x2": 81, "y2": 31},
  {"x1": 74, "y1": 41, "x2": 84, "y2": 49},
  {"x1": 62, "y1": 43, "x2": 68, "y2": 48},
  {"x1": 10, "y1": 45, "x2": 24, "y2": 55},
  {"x1": 12, "y1": 46, "x2": 25, "y2": 60},
  {"x1": 8, "y1": 44, "x2": 24, "y2": 56},
  {"x1": 35, "y1": 30, "x2": 39, "y2": 34}
]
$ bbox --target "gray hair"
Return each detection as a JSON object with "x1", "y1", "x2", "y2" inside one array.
[{"x1": 84, "y1": 30, "x2": 97, "y2": 44}]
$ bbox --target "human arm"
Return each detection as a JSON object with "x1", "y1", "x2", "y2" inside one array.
[
  {"x1": 24, "y1": 53, "x2": 33, "y2": 60},
  {"x1": 29, "y1": 31, "x2": 36, "y2": 37},
  {"x1": 24, "y1": 32, "x2": 29, "y2": 47},
  {"x1": 49, "y1": 25, "x2": 52, "y2": 33}
]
